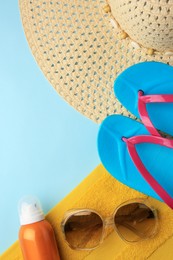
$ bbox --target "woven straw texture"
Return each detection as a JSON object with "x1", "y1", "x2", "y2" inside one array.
[
  {"x1": 19, "y1": 0, "x2": 173, "y2": 123},
  {"x1": 109, "y1": 0, "x2": 173, "y2": 52}
]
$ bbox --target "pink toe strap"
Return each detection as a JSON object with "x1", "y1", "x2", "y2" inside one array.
[
  {"x1": 138, "y1": 91, "x2": 173, "y2": 136},
  {"x1": 123, "y1": 135, "x2": 173, "y2": 209}
]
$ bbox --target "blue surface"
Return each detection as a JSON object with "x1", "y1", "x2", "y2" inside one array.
[
  {"x1": 114, "y1": 61, "x2": 173, "y2": 135},
  {"x1": 98, "y1": 115, "x2": 173, "y2": 202},
  {"x1": 0, "y1": 1, "x2": 99, "y2": 253}
]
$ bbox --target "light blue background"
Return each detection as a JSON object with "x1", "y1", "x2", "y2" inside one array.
[{"x1": 0, "y1": 1, "x2": 100, "y2": 253}]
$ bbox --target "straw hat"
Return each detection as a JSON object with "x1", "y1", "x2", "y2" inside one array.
[{"x1": 19, "y1": 0, "x2": 173, "y2": 123}]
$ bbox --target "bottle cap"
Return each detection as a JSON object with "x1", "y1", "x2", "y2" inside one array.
[{"x1": 18, "y1": 196, "x2": 45, "y2": 225}]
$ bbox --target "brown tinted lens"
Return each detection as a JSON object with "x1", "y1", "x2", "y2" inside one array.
[
  {"x1": 114, "y1": 203, "x2": 157, "y2": 242},
  {"x1": 64, "y1": 211, "x2": 103, "y2": 249}
]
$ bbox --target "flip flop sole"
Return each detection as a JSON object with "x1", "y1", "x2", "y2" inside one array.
[
  {"x1": 97, "y1": 115, "x2": 173, "y2": 201},
  {"x1": 114, "y1": 61, "x2": 173, "y2": 135}
]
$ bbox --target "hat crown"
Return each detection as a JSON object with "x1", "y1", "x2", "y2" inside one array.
[{"x1": 109, "y1": 0, "x2": 173, "y2": 52}]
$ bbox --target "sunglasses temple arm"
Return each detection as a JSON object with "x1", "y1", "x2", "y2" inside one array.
[
  {"x1": 115, "y1": 208, "x2": 151, "y2": 224},
  {"x1": 116, "y1": 222, "x2": 147, "y2": 239}
]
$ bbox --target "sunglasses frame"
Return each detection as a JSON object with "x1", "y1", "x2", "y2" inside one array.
[{"x1": 61, "y1": 198, "x2": 159, "y2": 250}]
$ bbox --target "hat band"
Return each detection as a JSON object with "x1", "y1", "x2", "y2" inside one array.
[{"x1": 104, "y1": 3, "x2": 173, "y2": 58}]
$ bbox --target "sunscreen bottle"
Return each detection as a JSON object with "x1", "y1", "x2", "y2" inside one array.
[{"x1": 18, "y1": 196, "x2": 61, "y2": 260}]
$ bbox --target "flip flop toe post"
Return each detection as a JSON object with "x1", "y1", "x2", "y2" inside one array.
[
  {"x1": 97, "y1": 115, "x2": 173, "y2": 208},
  {"x1": 114, "y1": 61, "x2": 173, "y2": 135}
]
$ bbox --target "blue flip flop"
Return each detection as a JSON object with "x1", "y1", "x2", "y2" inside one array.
[
  {"x1": 114, "y1": 61, "x2": 173, "y2": 136},
  {"x1": 97, "y1": 114, "x2": 173, "y2": 208}
]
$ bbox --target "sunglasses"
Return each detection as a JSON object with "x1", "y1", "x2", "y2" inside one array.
[{"x1": 61, "y1": 199, "x2": 158, "y2": 250}]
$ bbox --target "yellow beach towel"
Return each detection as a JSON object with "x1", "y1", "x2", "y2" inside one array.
[{"x1": 2, "y1": 164, "x2": 173, "y2": 260}]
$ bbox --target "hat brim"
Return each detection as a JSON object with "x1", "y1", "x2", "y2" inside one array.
[{"x1": 19, "y1": 0, "x2": 173, "y2": 123}]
